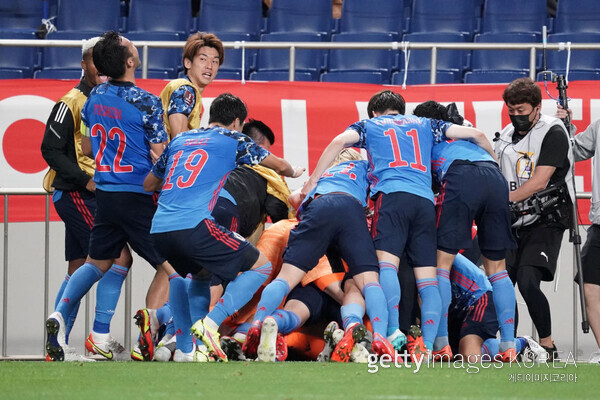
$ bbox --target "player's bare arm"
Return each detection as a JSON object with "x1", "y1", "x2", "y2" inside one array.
[
  {"x1": 259, "y1": 154, "x2": 305, "y2": 178},
  {"x1": 446, "y1": 125, "x2": 498, "y2": 162}
]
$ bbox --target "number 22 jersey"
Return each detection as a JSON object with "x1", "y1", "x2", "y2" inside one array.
[{"x1": 81, "y1": 80, "x2": 167, "y2": 194}]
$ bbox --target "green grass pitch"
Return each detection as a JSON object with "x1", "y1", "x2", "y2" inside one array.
[{"x1": 0, "y1": 361, "x2": 596, "y2": 400}]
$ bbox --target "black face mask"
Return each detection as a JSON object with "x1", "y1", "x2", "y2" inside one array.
[{"x1": 510, "y1": 109, "x2": 537, "y2": 132}]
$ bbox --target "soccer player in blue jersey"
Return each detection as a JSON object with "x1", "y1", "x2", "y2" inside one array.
[
  {"x1": 413, "y1": 100, "x2": 518, "y2": 362},
  {"x1": 300, "y1": 90, "x2": 496, "y2": 362},
  {"x1": 44, "y1": 31, "x2": 172, "y2": 362},
  {"x1": 143, "y1": 93, "x2": 304, "y2": 361},
  {"x1": 447, "y1": 254, "x2": 546, "y2": 364},
  {"x1": 244, "y1": 149, "x2": 395, "y2": 361}
]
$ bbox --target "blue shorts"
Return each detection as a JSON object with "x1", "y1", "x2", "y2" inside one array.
[
  {"x1": 53, "y1": 189, "x2": 96, "y2": 261},
  {"x1": 436, "y1": 161, "x2": 516, "y2": 260},
  {"x1": 152, "y1": 218, "x2": 260, "y2": 281},
  {"x1": 452, "y1": 291, "x2": 498, "y2": 342},
  {"x1": 371, "y1": 191, "x2": 436, "y2": 267},
  {"x1": 211, "y1": 197, "x2": 239, "y2": 233},
  {"x1": 283, "y1": 194, "x2": 378, "y2": 276},
  {"x1": 89, "y1": 190, "x2": 165, "y2": 267},
  {"x1": 286, "y1": 283, "x2": 341, "y2": 326}
]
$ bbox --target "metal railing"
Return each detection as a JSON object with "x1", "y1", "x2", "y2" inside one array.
[
  {"x1": 0, "y1": 188, "x2": 132, "y2": 357},
  {"x1": 0, "y1": 188, "x2": 594, "y2": 357},
  {"x1": 1, "y1": 39, "x2": 599, "y2": 82}
]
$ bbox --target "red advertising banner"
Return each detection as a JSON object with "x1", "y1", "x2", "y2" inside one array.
[{"x1": 1, "y1": 79, "x2": 598, "y2": 223}]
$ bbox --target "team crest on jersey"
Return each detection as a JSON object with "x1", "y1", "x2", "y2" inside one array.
[{"x1": 183, "y1": 89, "x2": 194, "y2": 107}]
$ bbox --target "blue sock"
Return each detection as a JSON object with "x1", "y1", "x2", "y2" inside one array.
[
  {"x1": 156, "y1": 303, "x2": 172, "y2": 326},
  {"x1": 482, "y1": 338, "x2": 499, "y2": 357},
  {"x1": 488, "y1": 269, "x2": 516, "y2": 351},
  {"x1": 270, "y1": 309, "x2": 302, "y2": 335},
  {"x1": 235, "y1": 322, "x2": 251, "y2": 336},
  {"x1": 56, "y1": 262, "x2": 103, "y2": 320},
  {"x1": 93, "y1": 264, "x2": 128, "y2": 334},
  {"x1": 379, "y1": 261, "x2": 400, "y2": 336},
  {"x1": 361, "y1": 282, "x2": 388, "y2": 337},
  {"x1": 417, "y1": 278, "x2": 441, "y2": 351},
  {"x1": 253, "y1": 275, "x2": 289, "y2": 324},
  {"x1": 164, "y1": 319, "x2": 175, "y2": 336},
  {"x1": 65, "y1": 301, "x2": 80, "y2": 345},
  {"x1": 54, "y1": 274, "x2": 69, "y2": 310},
  {"x1": 435, "y1": 268, "x2": 451, "y2": 349},
  {"x1": 188, "y1": 277, "x2": 211, "y2": 323},
  {"x1": 515, "y1": 337, "x2": 526, "y2": 353},
  {"x1": 209, "y1": 262, "x2": 272, "y2": 326},
  {"x1": 341, "y1": 303, "x2": 364, "y2": 331},
  {"x1": 169, "y1": 273, "x2": 193, "y2": 353}
]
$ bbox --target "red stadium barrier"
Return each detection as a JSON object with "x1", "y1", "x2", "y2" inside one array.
[{"x1": 1, "y1": 79, "x2": 599, "y2": 223}]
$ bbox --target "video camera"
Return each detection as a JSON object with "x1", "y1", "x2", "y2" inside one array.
[{"x1": 510, "y1": 184, "x2": 570, "y2": 224}]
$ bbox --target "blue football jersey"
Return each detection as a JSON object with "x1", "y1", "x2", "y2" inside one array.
[
  {"x1": 348, "y1": 114, "x2": 451, "y2": 203},
  {"x1": 167, "y1": 83, "x2": 196, "y2": 118},
  {"x1": 450, "y1": 253, "x2": 492, "y2": 312},
  {"x1": 300, "y1": 160, "x2": 370, "y2": 216},
  {"x1": 150, "y1": 126, "x2": 269, "y2": 233},
  {"x1": 431, "y1": 140, "x2": 495, "y2": 184},
  {"x1": 81, "y1": 81, "x2": 167, "y2": 194}
]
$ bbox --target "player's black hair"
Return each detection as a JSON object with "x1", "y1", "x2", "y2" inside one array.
[
  {"x1": 208, "y1": 93, "x2": 248, "y2": 127},
  {"x1": 367, "y1": 90, "x2": 406, "y2": 118},
  {"x1": 242, "y1": 119, "x2": 275, "y2": 145},
  {"x1": 413, "y1": 100, "x2": 449, "y2": 121},
  {"x1": 93, "y1": 30, "x2": 130, "y2": 79}
]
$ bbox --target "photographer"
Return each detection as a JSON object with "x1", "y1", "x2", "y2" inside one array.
[
  {"x1": 495, "y1": 78, "x2": 575, "y2": 361},
  {"x1": 556, "y1": 105, "x2": 600, "y2": 363}
]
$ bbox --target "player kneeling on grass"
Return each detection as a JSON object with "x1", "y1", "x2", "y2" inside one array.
[
  {"x1": 243, "y1": 149, "x2": 395, "y2": 361},
  {"x1": 143, "y1": 93, "x2": 304, "y2": 362},
  {"x1": 446, "y1": 253, "x2": 547, "y2": 364}
]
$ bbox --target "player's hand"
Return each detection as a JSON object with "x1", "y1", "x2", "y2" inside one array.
[
  {"x1": 150, "y1": 148, "x2": 161, "y2": 163},
  {"x1": 288, "y1": 189, "x2": 305, "y2": 210},
  {"x1": 85, "y1": 179, "x2": 96, "y2": 192},
  {"x1": 291, "y1": 166, "x2": 306, "y2": 178},
  {"x1": 556, "y1": 104, "x2": 572, "y2": 120}
]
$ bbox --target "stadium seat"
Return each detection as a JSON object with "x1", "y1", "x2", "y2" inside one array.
[
  {"x1": 197, "y1": 0, "x2": 263, "y2": 40},
  {"x1": 391, "y1": 70, "x2": 458, "y2": 85},
  {"x1": 41, "y1": 32, "x2": 102, "y2": 72},
  {"x1": 34, "y1": 69, "x2": 82, "y2": 79},
  {"x1": 464, "y1": 70, "x2": 529, "y2": 83},
  {"x1": 268, "y1": 0, "x2": 334, "y2": 39},
  {"x1": 320, "y1": 71, "x2": 385, "y2": 85},
  {"x1": 126, "y1": 32, "x2": 182, "y2": 79},
  {"x1": 410, "y1": 0, "x2": 478, "y2": 38},
  {"x1": 250, "y1": 71, "x2": 315, "y2": 82},
  {"x1": 127, "y1": 0, "x2": 192, "y2": 40},
  {"x1": 0, "y1": 70, "x2": 26, "y2": 79},
  {"x1": 400, "y1": 32, "x2": 469, "y2": 83},
  {"x1": 545, "y1": 33, "x2": 600, "y2": 73},
  {"x1": 471, "y1": 32, "x2": 539, "y2": 73},
  {"x1": 0, "y1": 31, "x2": 41, "y2": 78},
  {"x1": 0, "y1": 0, "x2": 44, "y2": 33},
  {"x1": 254, "y1": 32, "x2": 325, "y2": 81},
  {"x1": 327, "y1": 33, "x2": 397, "y2": 83},
  {"x1": 339, "y1": 0, "x2": 406, "y2": 39},
  {"x1": 481, "y1": 0, "x2": 547, "y2": 35},
  {"x1": 55, "y1": 0, "x2": 122, "y2": 32},
  {"x1": 217, "y1": 33, "x2": 258, "y2": 80},
  {"x1": 554, "y1": 0, "x2": 600, "y2": 34}
]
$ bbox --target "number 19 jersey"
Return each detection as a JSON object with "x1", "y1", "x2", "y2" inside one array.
[
  {"x1": 348, "y1": 115, "x2": 452, "y2": 204},
  {"x1": 150, "y1": 126, "x2": 269, "y2": 234},
  {"x1": 81, "y1": 81, "x2": 167, "y2": 194}
]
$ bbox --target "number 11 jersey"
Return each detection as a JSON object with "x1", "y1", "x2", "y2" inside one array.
[{"x1": 347, "y1": 114, "x2": 452, "y2": 204}]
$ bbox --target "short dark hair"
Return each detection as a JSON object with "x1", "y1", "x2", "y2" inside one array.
[
  {"x1": 183, "y1": 32, "x2": 224, "y2": 75},
  {"x1": 413, "y1": 100, "x2": 448, "y2": 121},
  {"x1": 93, "y1": 31, "x2": 130, "y2": 79},
  {"x1": 367, "y1": 90, "x2": 406, "y2": 118},
  {"x1": 502, "y1": 77, "x2": 542, "y2": 108},
  {"x1": 208, "y1": 93, "x2": 248, "y2": 127},
  {"x1": 242, "y1": 119, "x2": 275, "y2": 145}
]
